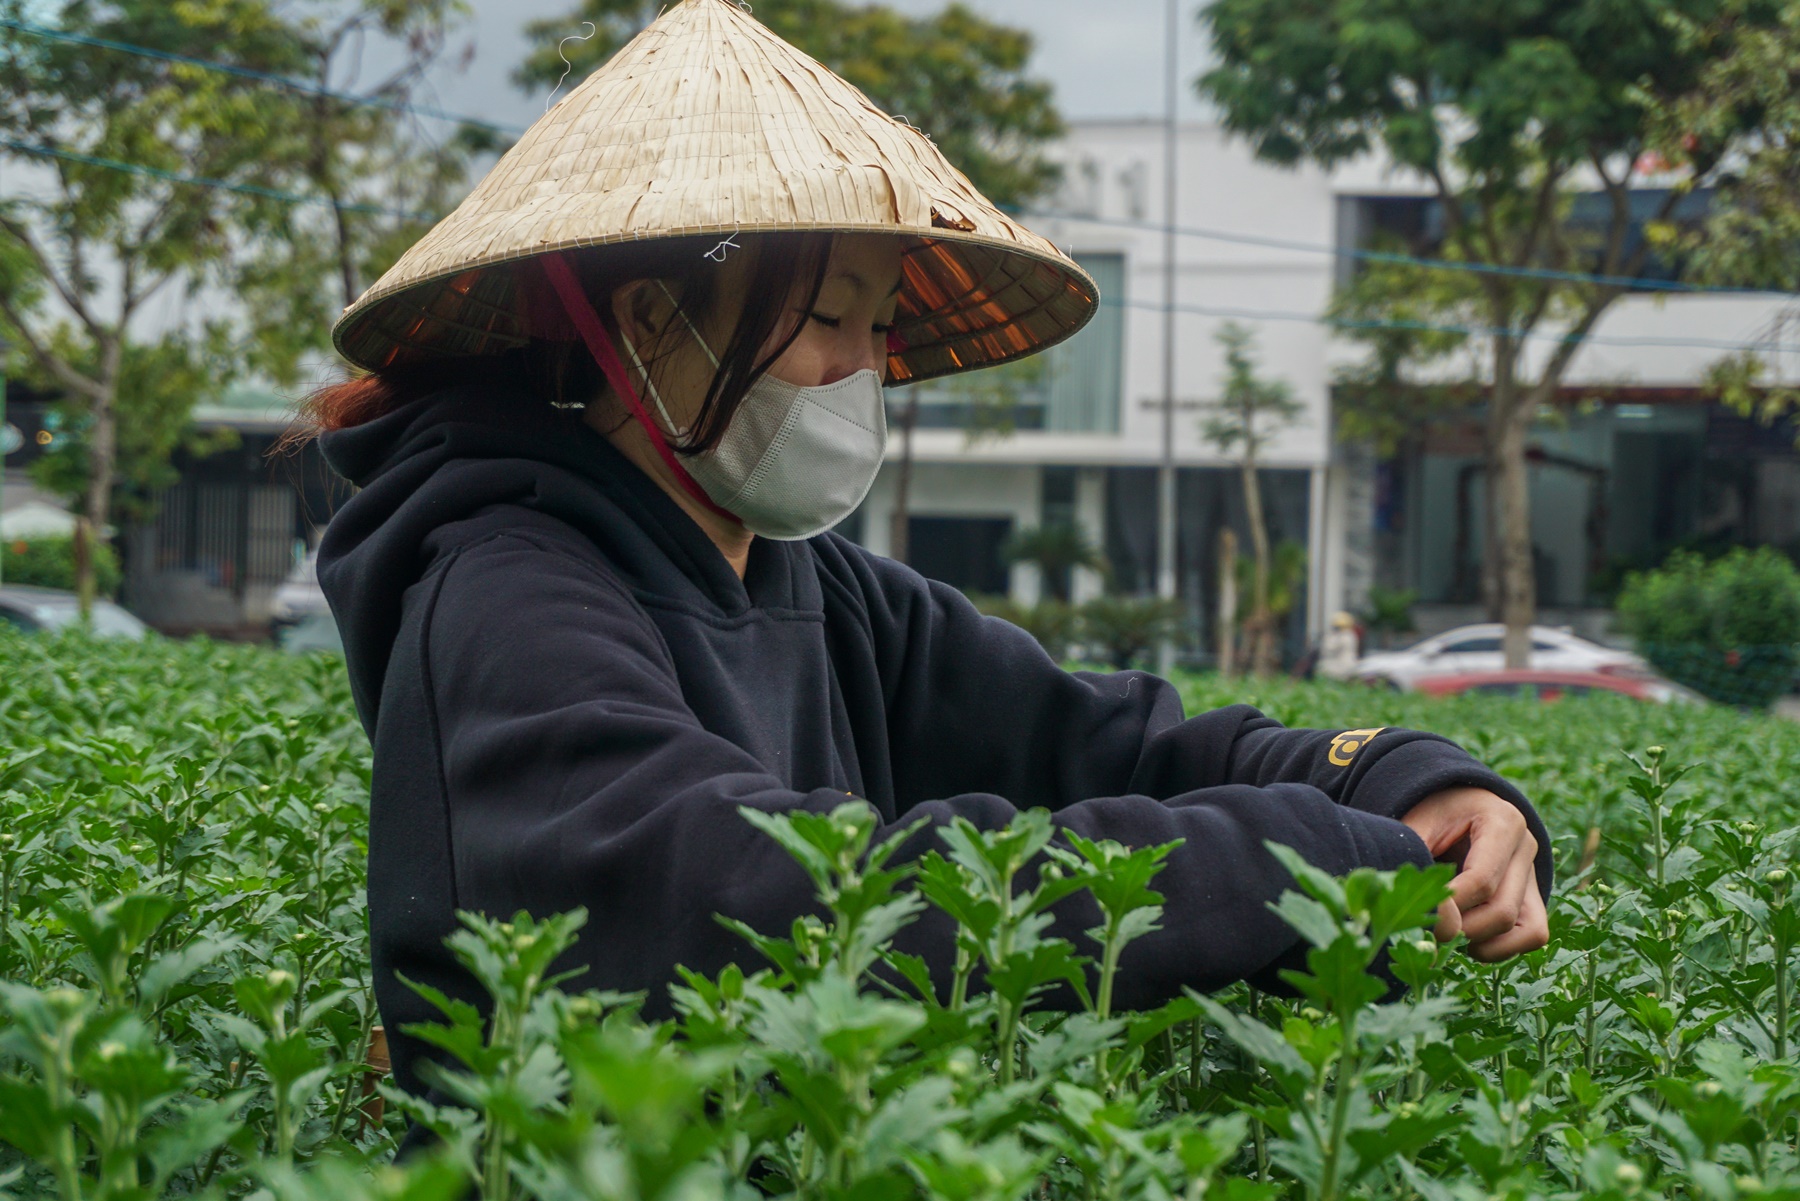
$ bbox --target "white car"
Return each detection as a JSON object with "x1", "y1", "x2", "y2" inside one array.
[
  {"x1": 270, "y1": 548, "x2": 330, "y2": 627},
  {"x1": 1353, "y1": 623, "x2": 1650, "y2": 690}
]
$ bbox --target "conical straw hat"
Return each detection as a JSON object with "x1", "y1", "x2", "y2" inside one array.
[{"x1": 331, "y1": 0, "x2": 1098, "y2": 385}]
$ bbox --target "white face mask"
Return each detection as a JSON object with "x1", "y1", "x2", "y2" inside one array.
[{"x1": 620, "y1": 285, "x2": 888, "y2": 541}]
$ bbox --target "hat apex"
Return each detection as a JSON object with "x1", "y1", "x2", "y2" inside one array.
[{"x1": 332, "y1": 0, "x2": 1096, "y2": 385}]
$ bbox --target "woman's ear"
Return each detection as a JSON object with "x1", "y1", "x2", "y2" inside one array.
[{"x1": 609, "y1": 279, "x2": 671, "y2": 349}]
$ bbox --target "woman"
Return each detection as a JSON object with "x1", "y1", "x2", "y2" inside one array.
[{"x1": 307, "y1": 0, "x2": 1553, "y2": 1113}]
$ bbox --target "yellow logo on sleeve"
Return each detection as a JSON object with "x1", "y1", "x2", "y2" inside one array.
[{"x1": 1327, "y1": 728, "x2": 1387, "y2": 767}]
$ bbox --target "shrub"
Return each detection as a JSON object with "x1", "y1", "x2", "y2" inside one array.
[
  {"x1": 1, "y1": 535, "x2": 122, "y2": 596},
  {"x1": 12, "y1": 634, "x2": 1800, "y2": 1197},
  {"x1": 1617, "y1": 546, "x2": 1800, "y2": 707},
  {"x1": 1076, "y1": 594, "x2": 1186, "y2": 670},
  {"x1": 972, "y1": 594, "x2": 1080, "y2": 660}
]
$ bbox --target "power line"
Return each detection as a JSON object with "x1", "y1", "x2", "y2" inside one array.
[
  {"x1": 1020, "y1": 208, "x2": 1780, "y2": 298},
  {"x1": 7, "y1": 16, "x2": 1786, "y2": 303},
  {"x1": 0, "y1": 17, "x2": 526, "y2": 138},
  {"x1": 1, "y1": 138, "x2": 432, "y2": 220},
  {"x1": 2, "y1": 139, "x2": 1788, "y2": 358},
  {"x1": 1107, "y1": 294, "x2": 1784, "y2": 353}
]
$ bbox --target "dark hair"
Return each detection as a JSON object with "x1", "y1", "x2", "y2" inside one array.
[{"x1": 287, "y1": 232, "x2": 835, "y2": 456}]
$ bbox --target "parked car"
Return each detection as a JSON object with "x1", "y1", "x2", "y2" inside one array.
[
  {"x1": 1352, "y1": 623, "x2": 1650, "y2": 689},
  {"x1": 1413, "y1": 668, "x2": 1702, "y2": 705},
  {"x1": 0, "y1": 585, "x2": 148, "y2": 640},
  {"x1": 277, "y1": 610, "x2": 343, "y2": 655},
  {"x1": 270, "y1": 548, "x2": 330, "y2": 631}
]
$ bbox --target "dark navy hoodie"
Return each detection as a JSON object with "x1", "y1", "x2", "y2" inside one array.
[{"x1": 316, "y1": 383, "x2": 1553, "y2": 1102}]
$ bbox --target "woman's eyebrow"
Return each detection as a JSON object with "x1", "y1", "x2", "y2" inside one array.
[{"x1": 826, "y1": 270, "x2": 906, "y2": 297}]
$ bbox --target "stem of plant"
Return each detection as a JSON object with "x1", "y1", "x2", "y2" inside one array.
[
  {"x1": 1776, "y1": 927, "x2": 1790, "y2": 1062},
  {"x1": 1317, "y1": 1016, "x2": 1359, "y2": 1201}
]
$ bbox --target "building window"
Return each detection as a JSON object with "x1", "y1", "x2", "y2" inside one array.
[
  {"x1": 891, "y1": 252, "x2": 1125, "y2": 435},
  {"x1": 1044, "y1": 253, "x2": 1124, "y2": 433},
  {"x1": 908, "y1": 516, "x2": 1014, "y2": 596}
]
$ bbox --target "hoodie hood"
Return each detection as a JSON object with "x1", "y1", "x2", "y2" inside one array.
[{"x1": 316, "y1": 383, "x2": 753, "y2": 736}]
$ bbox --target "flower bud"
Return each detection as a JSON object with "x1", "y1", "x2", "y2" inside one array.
[
  {"x1": 1411, "y1": 939, "x2": 1437, "y2": 957},
  {"x1": 1614, "y1": 1162, "x2": 1643, "y2": 1188},
  {"x1": 1697, "y1": 1081, "x2": 1723, "y2": 1098},
  {"x1": 1737, "y1": 1174, "x2": 1764, "y2": 1193},
  {"x1": 266, "y1": 969, "x2": 295, "y2": 989},
  {"x1": 1766, "y1": 869, "x2": 1791, "y2": 889},
  {"x1": 312, "y1": 802, "x2": 329, "y2": 814}
]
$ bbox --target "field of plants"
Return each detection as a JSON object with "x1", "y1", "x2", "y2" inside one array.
[{"x1": 5, "y1": 629, "x2": 1800, "y2": 1201}]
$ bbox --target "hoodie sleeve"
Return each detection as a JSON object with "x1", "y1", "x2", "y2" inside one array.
[
  {"x1": 414, "y1": 531, "x2": 1540, "y2": 1022},
  {"x1": 836, "y1": 542, "x2": 1553, "y2": 907}
]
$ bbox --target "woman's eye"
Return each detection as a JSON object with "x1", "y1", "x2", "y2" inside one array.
[
  {"x1": 807, "y1": 312, "x2": 841, "y2": 329},
  {"x1": 872, "y1": 322, "x2": 898, "y2": 335}
]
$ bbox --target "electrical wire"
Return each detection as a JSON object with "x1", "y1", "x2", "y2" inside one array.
[
  {"x1": 1016, "y1": 208, "x2": 1774, "y2": 297},
  {"x1": 1, "y1": 138, "x2": 434, "y2": 220},
  {"x1": 6, "y1": 16, "x2": 1787, "y2": 302},
  {"x1": 7, "y1": 134, "x2": 1787, "y2": 355},
  {"x1": 0, "y1": 17, "x2": 526, "y2": 137}
]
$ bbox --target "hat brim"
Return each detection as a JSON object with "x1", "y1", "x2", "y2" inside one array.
[{"x1": 331, "y1": 224, "x2": 1097, "y2": 387}]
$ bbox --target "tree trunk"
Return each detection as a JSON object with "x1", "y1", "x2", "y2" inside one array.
[
  {"x1": 1241, "y1": 458, "x2": 1276, "y2": 675},
  {"x1": 1216, "y1": 526, "x2": 1238, "y2": 678},
  {"x1": 76, "y1": 378, "x2": 118, "y2": 622},
  {"x1": 1487, "y1": 341, "x2": 1535, "y2": 668},
  {"x1": 888, "y1": 392, "x2": 918, "y2": 565}
]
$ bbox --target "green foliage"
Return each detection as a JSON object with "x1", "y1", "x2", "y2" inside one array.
[
  {"x1": 17, "y1": 636, "x2": 1800, "y2": 1196},
  {"x1": 971, "y1": 594, "x2": 1080, "y2": 662},
  {"x1": 0, "y1": 536, "x2": 121, "y2": 596},
  {"x1": 1075, "y1": 597, "x2": 1188, "y2": 671},
  {"x1": 1617, "y1": 547, "x2": 1800, "y2": 708},
  {"x1": 516, "y1": 0, "x2": 1063, "y2": 208},
  {"x1": 1000, "y1": 523, "x2": 1107, "y2": 604},
  {"x1": 20, "y1": 335, "x2": 241, "y2": 525},
  {"x1": 0, "y1": 0, "x2": 488, "y2": 563},
  {"x1": 1233, "y1": 540, "x2": 1308, "y2": 626},
  {"x1": 1199, "y1": 323, "x2": 1305, "y2": 464},
  {"x1": 1361, "y1": 586, "x2": 1419, "y2": 642},
  {"x1": 1650, "y1": 0, "x2": 1800, "y2": 296},
  {"x1": 1199, "y1": 0, "x2": 1771, "y2": 649}
]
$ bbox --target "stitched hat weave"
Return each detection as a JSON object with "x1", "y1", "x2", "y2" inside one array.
[{"x1": 330, "y1": 0, "x2": 1098, "y2": 384}]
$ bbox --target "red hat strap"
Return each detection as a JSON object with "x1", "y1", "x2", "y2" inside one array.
[{"x1": 539, "y1": 253, "x2": 742, "y2": 526}]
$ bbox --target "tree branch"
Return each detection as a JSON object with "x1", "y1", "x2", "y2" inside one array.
[
  {"x1": 0, "y1": 214, "x2": 105, "y2": 341},
  {"x1": 0, "y1": 289, "x2": 106, "y2": 403}
]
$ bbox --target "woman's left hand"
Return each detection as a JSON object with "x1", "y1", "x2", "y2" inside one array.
[{"x1": 1401, "y1": 786, "x2": 1549, "y2": 963}]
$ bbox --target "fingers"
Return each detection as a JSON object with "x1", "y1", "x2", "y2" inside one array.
[
  {"x1": 1447, "y1": 804, "x2": 1531, "y2": 914},
  {"x1": 1467, "y1": 878, "x2": 1550, "y2": 963},
  {"x1": 1432, "y1": 897, "x2": 1463, "y2": 944},
  {"x1": 1456, "y1": 837, "x2": 1535, "y2": 945}
]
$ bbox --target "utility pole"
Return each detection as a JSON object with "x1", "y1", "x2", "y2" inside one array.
[
  {"x1": 0, "y1": 337, "x2": 9, "y2": 587},
  {"x1": 1154, "y1": 0, "x2": 1179, "y2": 674}
]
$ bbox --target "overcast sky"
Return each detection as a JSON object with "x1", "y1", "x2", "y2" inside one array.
[{"x1": 408, "y1": 0, "x2": 1217, "y2": 135}]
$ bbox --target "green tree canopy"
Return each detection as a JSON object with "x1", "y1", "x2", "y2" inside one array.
[
  {"x1": 0, "y1": 0, "x2": 490, "y2": 607},
  {"x1": 1199, "y1": 0, "x2": 1769, "y2": 666},
  {"x1": 516, "y1": 0, "x2": 1064, "y2": 208}
]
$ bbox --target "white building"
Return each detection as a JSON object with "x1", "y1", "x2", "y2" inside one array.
[{"x1": 852, "y1": 118, "x2": 1797, "y2": 657}]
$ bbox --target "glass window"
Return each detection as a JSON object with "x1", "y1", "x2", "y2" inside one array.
[
  {"x1": 1043, "y1": 253, "x2": 1124, "y2": 433},
  {"x1": 1442, "y1": 637, "x2": 1503, "y2": 653}
]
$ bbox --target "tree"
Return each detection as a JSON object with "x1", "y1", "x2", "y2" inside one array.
[
  {"x1": 1648, "y1": 0, "x2": 1800, "y2": 424},
  {"x1": 1198, "y1": 323, "x2": 1303, "y2": 676},
  {"x1": 517, "y1": 0, "x2": 1066, "y2": 566},
  {"x1": 518, "y1": 0, "x2": 1061, "y2": 207},
  {"x1": 1200, "y1": 0, "x2": 1757, "y2": 667},
  {"x1": 1002, "y1": 520, "x2": 1107, "y2": 604},
  {"x1": 0, "y1": 0, "x2": 485, "y2": 611}
]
